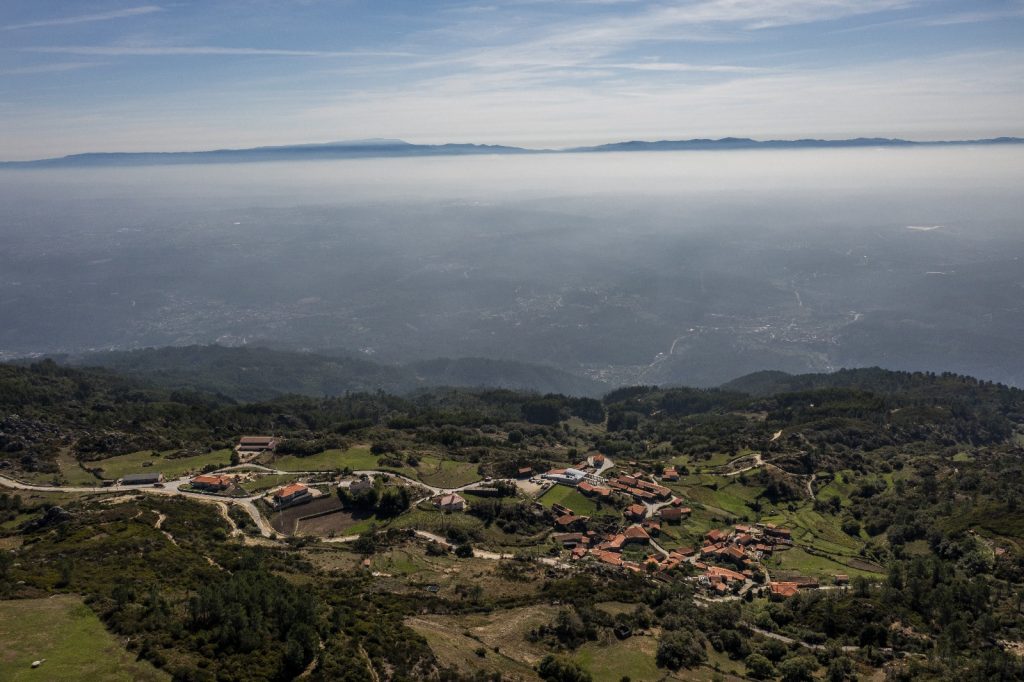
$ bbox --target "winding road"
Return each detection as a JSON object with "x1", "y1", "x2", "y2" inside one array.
[{"x1": 0, "y1": 453, "x2": 615, "y2": 549}]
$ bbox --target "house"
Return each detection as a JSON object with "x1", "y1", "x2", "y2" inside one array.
[
  {"x1": 273, "y1": 482, "x2": 312, "y2": 509},
  {"x1": 542, "y1": 468, "x2": 589, "y2": 486},
  {"x1": 191, "y1": 473, "x2": 233, "y2": 491},
  {"x1": 634, "y1": 479, "x2": 672, "y2": 499},
  {"x1": 625, "y1": 503, "x2": 647, "y2": 521},
  {"x1": 658, "y1": 507, "x2": 685, "y2": 523},
  {"x1": 433, "y1": 493, "x2": 467, "y2": 512},
  {"x1": 642, "y1": 520, "x2": 661, "y2": 535},
  {"x1": 591, "y1": 549, "x2": 624, "y2": 566},
  {"x1": 718, "y1": 545, "x2": 747, "y2": 565},
  {"x1": 765, "y1": 526, "x2": 793, "y2": 540},
  {"x1": 622, "y1": 524, "x2": 651, "y2": 544},
  {"x1": 553, "y1": 532, "x2": 586, "y2": 548},
  {"x1": 604, "y1": 534, "x2": 627, "y2": 551},
  {"x1": 237, "y1": 436, "x2": 277, "y2": 452},
  {"x1": 554, "y1": 514, "x2": 588, "y2": 530},
  {"x1": 706, "y1": 566, "x2": 746, "y2": 582},
  {"x1": 834, "y1": 574, "x2": 850, "y2": 586},
  {"x1": 516, "y1": 466, "x2": 534, "y2": 478},
  {"x1": 769, "y1": 582, "x2": 800, "y2": 600},
  {"x1": 578, "y1": 481, "x2": 611, "y2": 497},
  {"x1": 588, "y1": 453, "x2": 606, "y2": 468},
  {"x1": 706, "y1": 529, "x2": 729, "y2": 543},
  {"x1": 122, "y1": 472, "x2": 164, "y2": 485},
  {"x1": 661, "y1": 467, "x2": 680, "y2": 481}
]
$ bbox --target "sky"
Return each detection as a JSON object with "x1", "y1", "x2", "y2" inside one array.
[{"x1": 1, "y1": 0, "x2": 1023, "y2": 159}]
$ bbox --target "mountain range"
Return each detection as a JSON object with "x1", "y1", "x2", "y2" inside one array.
[{"x1": 3, "y1": 136, "x2": 1021, "y2": 167}]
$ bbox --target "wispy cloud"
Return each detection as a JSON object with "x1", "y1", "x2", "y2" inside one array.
[
  {"x1": 603, "y1": 62, "x2": 768, "y2": 73},
  {"x1": 3, "y1": 5, "x2": 163, "y2": 31},
  {"x1": 0, "y1": 61, "x2": 104, "y2": 76},
  {"x1": 24, "y1": 46, "x2": 416, "y2": 58}
]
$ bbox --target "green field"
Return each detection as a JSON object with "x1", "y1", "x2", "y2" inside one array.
[
  {"x1": 272, "y1": 446, "x2": 379, "y2": 472},
  {"x1": 575, "y1": 637, "x2": 661, "y2": 682},
  {"x1": 57, "y1": 452, "x2": 101, "y2": 486},
  {"x1": 89, "y1": 449, "x2": 233, "y2": 481},
  {"x1": 766, "y1": 546, "x2": 880, "y2": 579},
  {"x1": 0, "y1": 595, "x2": 167, "y2": 681},
  {"x1": 273, "y1": 448, "x2": 481, "y2": 488},
  {"x1": 537, "y1": 485, "x2": 598, "y2": 516},
  {"x1": 416, "y1": 458, "x2": 481, "y2": 488},
  {"x1": 391, "y1": 508, "x2": 486, "y2": 535},
  {"x1": 241, "y1": 473, "x2": 303, "y2": 494}
]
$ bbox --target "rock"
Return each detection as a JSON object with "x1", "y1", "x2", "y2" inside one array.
[{"x1": 21, "y1": 506, "x2": 72, "y2": 532}]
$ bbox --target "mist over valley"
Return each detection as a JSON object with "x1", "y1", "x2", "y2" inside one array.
[{"x1": 2, "y1": 146, "x2": 1021, "y2": 391}]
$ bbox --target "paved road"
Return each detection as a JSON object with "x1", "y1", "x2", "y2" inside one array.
[
  {"x1": 0, "y1": 455, "x2": 607, "y2": 561},
  {"x1": 0, "y1": 462, "x2": 534, "y2": 542},
  {"x1": 0, "y1": 472, "x2": 276, "y2": 537}
]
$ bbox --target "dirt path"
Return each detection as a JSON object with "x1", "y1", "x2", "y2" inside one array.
[
  {"x1": 745, "y1": 624, "x2": 859, "y2": 653},
  {"x1": 358, "y1": 644, "x2": 380, "y2": 682},
  {"x1": 153, "y1": 511, "x2": 178, "y2": 546},
  {"x1": 721, "y1": 451, "x2": 764, "y2": 476}
]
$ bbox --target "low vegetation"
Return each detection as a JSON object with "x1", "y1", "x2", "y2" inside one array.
[{"x1": 2, "y1": 361, "x2": 1024, "y2": 680}]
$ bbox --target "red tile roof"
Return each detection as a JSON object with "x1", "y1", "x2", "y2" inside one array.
[
  {"x1": 707, "y1": 565, "x2": 746, "y2": 582},
  {"x1": 275, "y1": 482, "x2": 308, "y2": 498},
  {"x1": 192, "y1": 473, "x2": 232, "y2": 487},
  {"x1": 659, "y1": 507, "x2": 684, "y2": 521},
  {"x1": 769, "y1": 582, "x2": 799, "y2": 598},
  {"x1": 591, "y1": 549, "x2": 623, "y2": 566},
  {"x1": 626, "y1": 504, "x2": 647, "y2": 518},
  {"x1": 623, "y1": 524, "x2": 651, "y2": 542}
]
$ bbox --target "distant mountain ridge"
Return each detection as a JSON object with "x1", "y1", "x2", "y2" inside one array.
[
  {"x1": 3, "y1": 136, "x2": 1021, "y2": 167},
  {"x1": 52, "y1": 345, "x2": 609, "y2": 400}
]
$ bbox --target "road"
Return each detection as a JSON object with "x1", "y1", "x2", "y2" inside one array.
[
  {"x1": 0, "y1": 454, "x2": 611, "y2": 564},
  {"x1": 0, "y1": 472, "x2": 276, "y2": 537},
  {"x1": 0, "y1": 465, "x2": 557, "y2": 544}
]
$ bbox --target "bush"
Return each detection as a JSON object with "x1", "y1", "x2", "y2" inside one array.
[
  {"x1": 745, "y1": 653, "x2": 776, "y2": 680},
  {"x1": 537, "y1": 655, "x2": 592, "y2": 682},
  {"x1": 778, "y1": 655, "x2": 819, "y2": 682},
  {"x1": 656, "y1": 628, "x2": 707, "y2": 670}
]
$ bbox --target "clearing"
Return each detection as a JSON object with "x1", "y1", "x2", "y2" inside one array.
[
  {"x1": 0, "y1": 595, "x2": 167, "y2": 681},
  {"x1": 87, "y1": 449, "x2": 233, "y2": 481}
]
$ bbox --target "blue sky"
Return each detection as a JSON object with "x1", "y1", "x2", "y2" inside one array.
[{"x1": 1, "y1": 0, "x2": 1023, "y2": 159}]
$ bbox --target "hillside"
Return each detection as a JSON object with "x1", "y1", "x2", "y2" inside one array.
[
  {"x1": 2, "y1": 361, "x2": 1024, "y2": 681},
  {"x1": 57, "y1": 345, "x2": 608, "y2": 400}
]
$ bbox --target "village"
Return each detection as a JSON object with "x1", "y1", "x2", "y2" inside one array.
[
  {"x1": 534, "y1": 457, "x2": 845, "y2": 601},
  {"x1": 103, "y1": 434, "x2": 850, "y2": 603}
]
